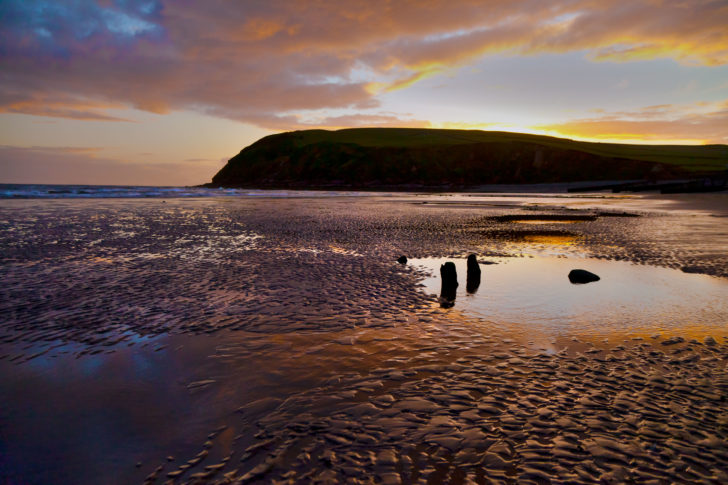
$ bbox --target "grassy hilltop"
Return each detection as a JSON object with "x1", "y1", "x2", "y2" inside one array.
[{"x1": 209, "y1": 128, "x2": 728, "y2": 189}]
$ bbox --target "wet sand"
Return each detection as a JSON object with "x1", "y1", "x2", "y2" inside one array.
[{"x1": 0, "y1": 192, "x2": 727, "y2": 484}]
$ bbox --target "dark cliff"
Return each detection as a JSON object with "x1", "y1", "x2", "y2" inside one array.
[{"x1": 208, "y1": 128, "x2": 726, "y2": 189}]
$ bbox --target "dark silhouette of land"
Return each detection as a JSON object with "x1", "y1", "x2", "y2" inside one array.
[{"x1": 206, "y1": 128, "x2": 727, "y2": 190}]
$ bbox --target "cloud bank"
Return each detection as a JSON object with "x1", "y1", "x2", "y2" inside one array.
[{"x1": 2, "y1": 0, "x2": 727, "y2": 131}]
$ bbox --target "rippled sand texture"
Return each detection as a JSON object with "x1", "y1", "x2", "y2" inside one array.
[
  {"x1": 225, "y1": 329, "x2": 728, "y2": 485},
  {"x1": 0, "y1": 193, "x2": 727, "y2": 484}
]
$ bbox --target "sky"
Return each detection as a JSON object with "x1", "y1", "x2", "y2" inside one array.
[{"x1": 1, "y1": 0, "x2": 727, "y2": 186}]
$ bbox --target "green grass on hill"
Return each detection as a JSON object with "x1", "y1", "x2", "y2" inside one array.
[{"x1": 280, "y1": 128, "x2": 728, "y2": 172}]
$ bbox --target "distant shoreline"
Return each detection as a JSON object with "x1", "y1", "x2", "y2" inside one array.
[
  {"x1": 200, "y1": 181, "x2": 615, "y2": 193},
  {"x1": 201, "y1": 176, "x2": 727, "y2": 194},
  {"x1": 2, "y1": 179, "x2": 726, "y2": 199}
]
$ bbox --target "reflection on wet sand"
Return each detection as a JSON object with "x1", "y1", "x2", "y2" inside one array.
[
  {"x1": 520, "y1": 233, "x2": 581, "y2": 245},
  {"x1": 0, "y1": 193, "x2": 727, "y2": 484},
  {"x1": 509, "y1": 219, "x2": 582, "y2": 224}
]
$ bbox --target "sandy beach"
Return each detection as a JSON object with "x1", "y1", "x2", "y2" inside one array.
[{"x1": 1, "y1": 191, "x2": 727, "y2": 484}]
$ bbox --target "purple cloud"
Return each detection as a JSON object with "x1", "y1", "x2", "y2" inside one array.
[{"x1": 1, "y1": 1, "x2": 727, "y2": 131}]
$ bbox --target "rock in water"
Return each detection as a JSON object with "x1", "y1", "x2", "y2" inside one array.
[
  {"x1": 397, "y1": 255, "x2": 408, "y2": 264},
  {"x1": 440, "y1": 262, "x2": 458, "y2": 307},
  {"x1": 568, "y1": 269, "x2": 600, "y2": 284},
  {"x1": 466, "y1": 254, "x2": 481, "y2": 276},
  {"x1": 441, "y1": 262, "x2": 458, "y2": 288},
  {"x1": 466, "y1": 254, "x2": 481, "y2": 293}
]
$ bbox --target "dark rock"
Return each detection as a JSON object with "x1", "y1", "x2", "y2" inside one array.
[
  {"x1": 680, "y1": 266, "x2": 702, "y2": 274},
  {"x1": 441, "y1": 262, "x2": 458, "y2": 288},
  {"x1": 440, "y1": 262, "x2": 458, "y2": 308},
  {"x1": 466, "y1": 254, "x2": 481, "y2": 293},
  {"x1": 568, "y1": 269, "x2": 600, "y2": 284},
  {"x1": 397, "y1": 255, "x2": 408, "y2": 264},
  {"x1": 466, "y1": 254, "x2": 481, "y2": 276}
]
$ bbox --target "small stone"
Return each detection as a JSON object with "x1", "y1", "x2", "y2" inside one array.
[{"x1": 568, "y1": 269, "x2": 600, "y2": 284}]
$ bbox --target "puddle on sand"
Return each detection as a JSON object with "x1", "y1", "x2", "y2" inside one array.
[
  {"x1": 509, "y1": 219, "x2": 583, "y2": 224},
  {"x1": 413, "y1": 256, "x2": 728, "y2": 338},
  {"x1": 0, "y1": 319, "x2": 488, "y2": 484}
]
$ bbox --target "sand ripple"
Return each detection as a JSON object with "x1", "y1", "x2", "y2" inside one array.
[{"x1": 0, "y1": 195, "x2": 726, "y2": 484}]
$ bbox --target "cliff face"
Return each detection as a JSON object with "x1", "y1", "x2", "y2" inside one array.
[{"x1": 209, "y1": 129, "x2": 694, "y2": 188}]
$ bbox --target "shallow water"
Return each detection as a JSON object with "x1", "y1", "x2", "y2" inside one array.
[
  {"x1": 414, "y1": 256, "x2": 728, "y2": 338},
  {"x1": 0, "y1": 183, "x2": 386, "y2": 199}
]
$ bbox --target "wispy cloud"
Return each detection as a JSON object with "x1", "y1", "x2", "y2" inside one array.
[
  {"x1": 1, "y1": 0, "x2": 726, "y2": 131},
  {"x1": 2, "y1": 94, "x2": 132, "y2": 121}
]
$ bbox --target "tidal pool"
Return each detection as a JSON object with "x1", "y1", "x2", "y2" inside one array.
[{"x1": 413, "y1": 256, "x2": 728, "y2": 339}]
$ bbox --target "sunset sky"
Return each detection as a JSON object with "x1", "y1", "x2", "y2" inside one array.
[{"x1": 1, "y1": 0, "x2": 727, "y2": 186}]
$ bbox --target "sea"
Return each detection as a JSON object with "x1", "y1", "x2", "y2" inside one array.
[{"x1": 0, "y1": 183, "x2": 375, "y2": 199}]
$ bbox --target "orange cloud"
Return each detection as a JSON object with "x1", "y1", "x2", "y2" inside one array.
[
  {"x1": 2, "y1": 94, "x2": 131, "y2": 121},
  {"x1": 1, "y1": 0, "x2": 727, "y2": 131}
]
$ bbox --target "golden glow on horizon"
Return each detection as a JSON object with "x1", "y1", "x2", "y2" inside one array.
[
  {"x1": 546, "y1": 132, "x2": 710, "y2": 145},
  {"x1": 432, "y1": 121, "x2": 711, "y2": 145},
  {"x1": 521, "y1": 234, "x2": 581, "y2": 245}
]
